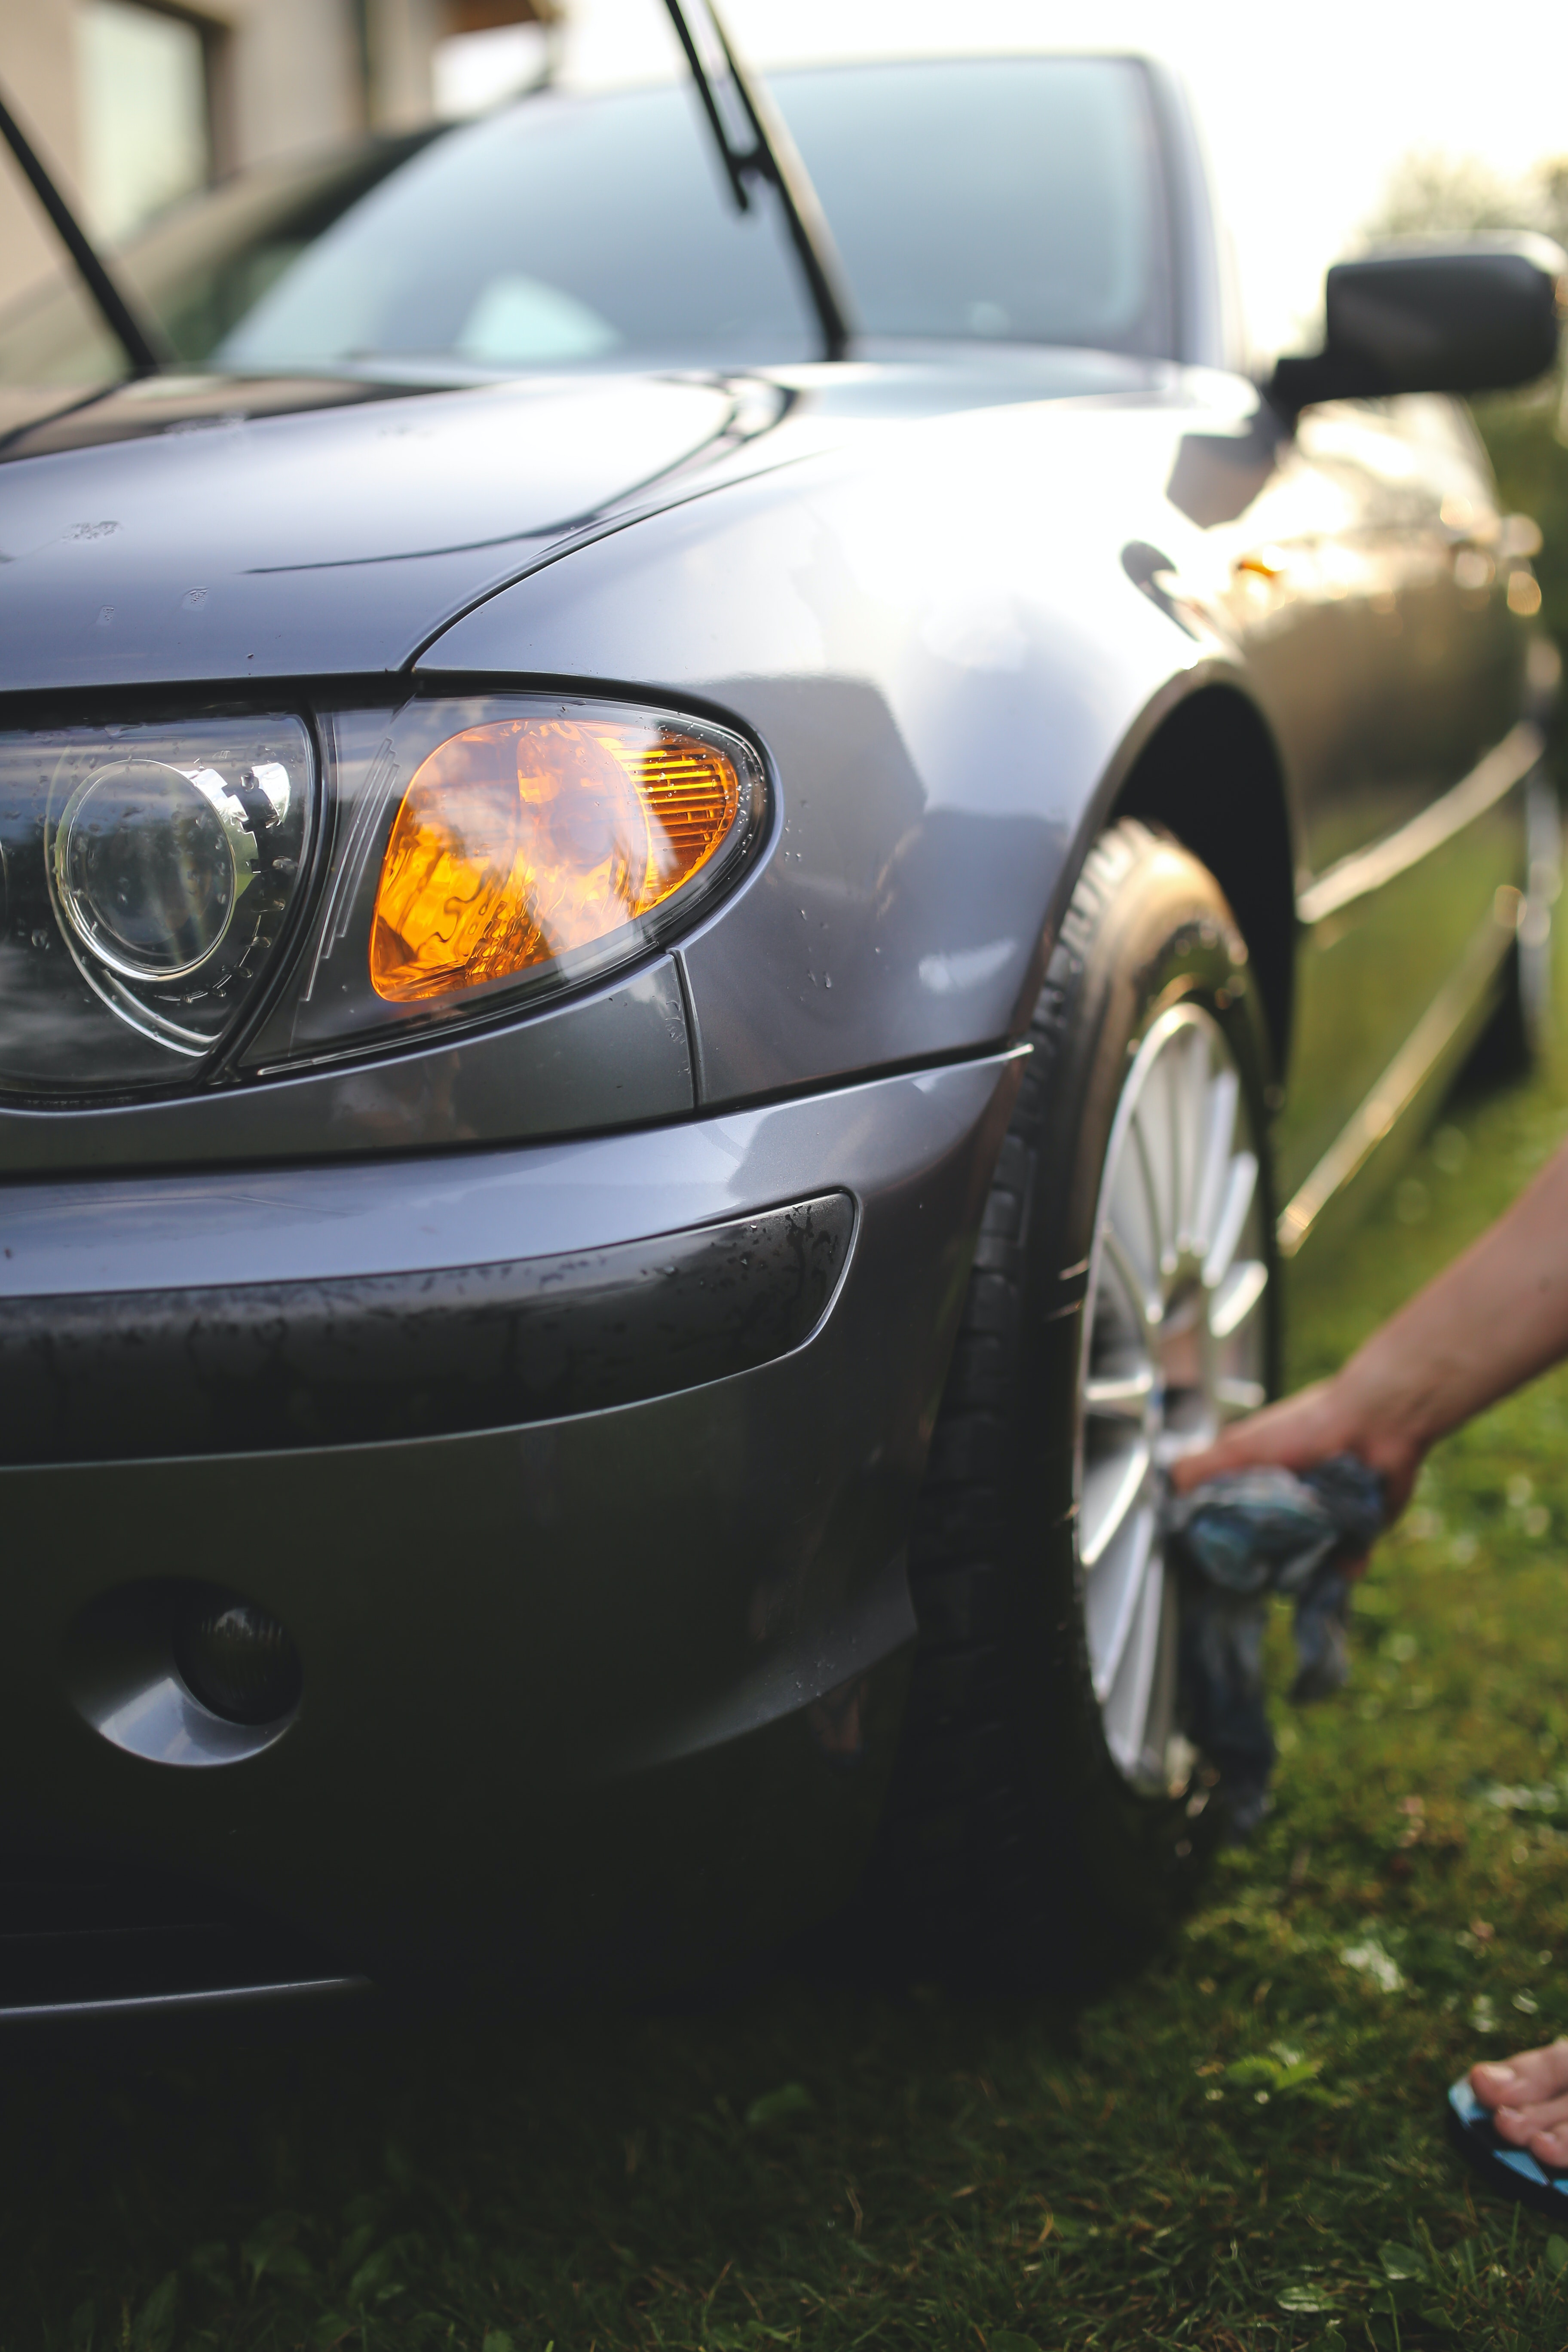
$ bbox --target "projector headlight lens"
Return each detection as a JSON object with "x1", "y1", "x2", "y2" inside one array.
[
  {"x1": 55, "y1": 760, "x2": 239, "y2": 979},
  {"x1": 0, "y1": 714, "x2": 312, "y2": 1096}
]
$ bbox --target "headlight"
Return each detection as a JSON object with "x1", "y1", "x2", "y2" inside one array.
[
  {"x1": 0, "y1": 715, "x2": 313, "y2": 1096},
  {"x1": 0, "y1": 697, "x2": 763, "y2": 1099},
  {"x1": 246, "y1": 695, "x2": 765, "y2": 1070},
  {"x1": 55, "y1": 756, "x2": 289, "y2": 980},
  {"x1": 370, "y1": 714, "x2": 742, "y2": 1005}
]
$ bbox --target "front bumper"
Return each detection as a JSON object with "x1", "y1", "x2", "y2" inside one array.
[{"x1": 0, "y1": 1051, "x2": 1020, "y2": 2007}]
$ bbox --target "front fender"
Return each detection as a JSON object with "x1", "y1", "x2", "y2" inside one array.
[{"x1": 420, "y1": 401, "x2": 1243, "y2": 1106}]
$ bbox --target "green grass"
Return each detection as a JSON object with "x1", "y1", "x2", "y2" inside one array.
[{"x1": 18, "y1": 992, "x2": 1568, "y2": 2352}]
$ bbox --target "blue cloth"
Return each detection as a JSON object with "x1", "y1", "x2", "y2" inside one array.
[{"x1": 1162, "y1": 1454, "x2": 1386, "y2": 1833}]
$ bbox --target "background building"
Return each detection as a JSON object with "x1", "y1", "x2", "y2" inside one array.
[{"x1": 0, "y1": 0, "x2": 558, "y2": 310}]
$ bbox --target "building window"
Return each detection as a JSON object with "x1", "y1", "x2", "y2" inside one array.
[
  {"x1": 77, "y1": 0, "x2": 212, "y2": 242},
  {"x1": 434, "y1": 1, "x2": 560, "y2": 121}
]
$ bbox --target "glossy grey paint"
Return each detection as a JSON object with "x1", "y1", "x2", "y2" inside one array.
[
  {"x1": 428, "y1": 364, "x2": 1531, "y2": 1134},
  {"x1": 0, "y1": 1053, "x2": 1013, "y2": 1289},
  {"x1": 1, "y1": 1055, "x2": 1019, "y2": 1992},
  {"x1": 0, "y1": 375, "x2": 740, "y2": 688},
  {"x1": 0, "y1": 956, "x2": 691, "y2": 1175},
  {"x1": 0, "y1": 350, "x2": 1159, "y2": 697},
  {"x1": 423, "y1": 388, "x2": 1245, "y2": 1105},
  {"x1": 0, "y1": 55, "x2": 1546, "y2": 2006}
]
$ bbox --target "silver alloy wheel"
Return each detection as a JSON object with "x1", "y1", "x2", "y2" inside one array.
[{"x1": 1075, "y1": 1001, "x2": 1269, "y2": 1789}]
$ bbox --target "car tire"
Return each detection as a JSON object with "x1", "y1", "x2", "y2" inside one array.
[{"x1": 870, "y1": 818, "x2": 1279, "y2": 1992}]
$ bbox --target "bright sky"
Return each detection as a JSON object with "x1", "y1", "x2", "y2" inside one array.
[{"x1": 530, "y1": 0, "x2": 1568, "y2": 356}]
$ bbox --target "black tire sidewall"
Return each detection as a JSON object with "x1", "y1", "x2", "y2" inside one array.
[{"x1": 999, "y1": 826, "x2": 1278, "y2": 1971}]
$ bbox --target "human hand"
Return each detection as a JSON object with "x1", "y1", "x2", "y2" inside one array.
[
  {"x1": 1169, "y1": 1372, "x2": 1427, "y2": 1524},
  {"x1": 1168, "y1": 1131, "x2": 1568, "y2": 1528}
]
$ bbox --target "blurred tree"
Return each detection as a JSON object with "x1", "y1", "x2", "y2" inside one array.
[
  {"x1": 1363, "y1": 151, "x2": 1568, "y2": 749},
  {"x1": 1364, "y1": 150, "x2": 1527, "y2": 238}
]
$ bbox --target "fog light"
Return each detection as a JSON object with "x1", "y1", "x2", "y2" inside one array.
[{"x1": 173, "y1": 1590, "x2": 302, "y2": 1725}]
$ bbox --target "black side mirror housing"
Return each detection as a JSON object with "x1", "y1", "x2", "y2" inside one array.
[{"x1": 1269, "y1": 235, "x2": 1565, "y2": 416}]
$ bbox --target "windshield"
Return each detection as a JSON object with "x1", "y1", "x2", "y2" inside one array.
[{"x1": 0, "y1": 56, "x2": 1172, "y2": 386}]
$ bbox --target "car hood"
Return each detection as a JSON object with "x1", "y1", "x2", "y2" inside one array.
[{"x1": 0, "y1": 372, "x2": 743, "y2": 693}]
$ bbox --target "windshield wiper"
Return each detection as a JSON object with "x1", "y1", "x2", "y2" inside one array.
[
  {"x1": 661, "y1": 0, "x2": 854, "y2": 362},
  {"x1": 0, "y1": 82, "x2": 170, "y2": 377}
]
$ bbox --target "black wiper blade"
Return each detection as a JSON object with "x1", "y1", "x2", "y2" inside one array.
[
  {"x1": 661, "y1": 0, "x2": 854, "y2": 363},
  {"x1": 0, "y1": 82, "x2": 170, "y2": 377}
]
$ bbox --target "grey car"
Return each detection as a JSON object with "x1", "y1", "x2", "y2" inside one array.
[{"x1": 0, "y1": 28, "x2": 1559, "y2": 2018}]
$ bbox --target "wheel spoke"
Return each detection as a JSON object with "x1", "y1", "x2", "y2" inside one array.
[
  {"x1": 1086, "y1": 1500, "x2": 1158, "y2": 1704},
  {"x1": 1080, "y1": 1439, "x2": 1151, "y2": 1569},
  {"x1": 1173, "y1": 1028, "x2": 1208, "y2": 1255},
  {"x1": 1126, "y1": 1109, "x2": 1166, "y2": 1278},
  {"x1": 1201, "y1": 1149, "x2": 1259, "y2": 1290},
  {"x1": 1211, "y1": 1257, "x2": 1268, "y2": 1339},
  {"x1": 1076, "y1": 1001, "x2": 1271, "y2": 1792},
  {"x1": 1102, "y1": 1224, "x2": 1158, "y2": 1341},
  {"x1": 1139, "y1": 1060, "x2": 1179, "y2": 1277},
  {"x1": 1101, "y1": 1547, "x2": 1166, "y2": 1772},
  {"x1": 1192, "y1": 1066, "x2": 1239, "y2": 1261},
  {"x1": 1084, "y1": 1368, "x2": 1155, "y2": 1422}
]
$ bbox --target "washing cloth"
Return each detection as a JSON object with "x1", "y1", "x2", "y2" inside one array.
[{"x1": 1161, "y1": 1453, "x2": 1387, "y2": 1834}]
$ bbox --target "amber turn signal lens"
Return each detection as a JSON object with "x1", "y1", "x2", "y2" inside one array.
[{"x1": 369, "y1": 716, "x2": 743, "y2": 1004}]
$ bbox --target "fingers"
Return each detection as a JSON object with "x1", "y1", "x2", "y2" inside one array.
[
  {"x1": 1491, "y1": 2091, "x2": 1568, "y2": 2167},
  {"x1": 1170, "y1": 1381, "x2": 1423, "y2": 1525},
  {"x1": 1170, "y1": 1382, "x2": 1344, "y2": 1492},
  {"x1": 1471, "y1": 2040, "x2": 1568, "y2": 2115}
]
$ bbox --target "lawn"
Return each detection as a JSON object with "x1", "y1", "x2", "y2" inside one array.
[{"x1": 16, "y1": 986, "x2": 1568, "y2": 2352}]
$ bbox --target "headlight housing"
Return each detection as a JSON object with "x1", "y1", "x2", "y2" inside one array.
[
  {"x1": 372, "y1": 710, "x2": 746, "y2": 1005},
  {"x1": 0, "y1": 696, "x2": 765, "y2": 1099},
  {"x1": 244, "y1": 694, "x2": 765, "y2": 1072},
  {"x1": 0, "y1": 714, "x2": 314, "y2": 1095}
]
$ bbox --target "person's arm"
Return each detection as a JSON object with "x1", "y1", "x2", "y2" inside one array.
[{"x1": 1174, "y1": 1131, "x2": 1568, "y2": 1510}]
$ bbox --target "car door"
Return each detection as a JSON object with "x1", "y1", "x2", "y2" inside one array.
[{"x1": 1210, "y1": 395, "x2": 1525, "y2": 1235}]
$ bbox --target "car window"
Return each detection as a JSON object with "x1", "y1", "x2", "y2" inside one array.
[
  {"x1": 780, "y1": 58, "x2": 1169, "y2": 355},
  {"x1": 0, "y1": 56, "x2": 1171, "y2": 386},
  {"x1": 214, "y1": 85, "x2": 818, "y2": 377}
]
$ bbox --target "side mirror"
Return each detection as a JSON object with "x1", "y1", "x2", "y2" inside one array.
[{"x1": 1269, "y1": 234, "x2": 1565, "y2": 416}]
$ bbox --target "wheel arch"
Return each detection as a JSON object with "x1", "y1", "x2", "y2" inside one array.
[{"x1": 1106, "y1": 682, "x2": 1296, "y2": 1085}]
